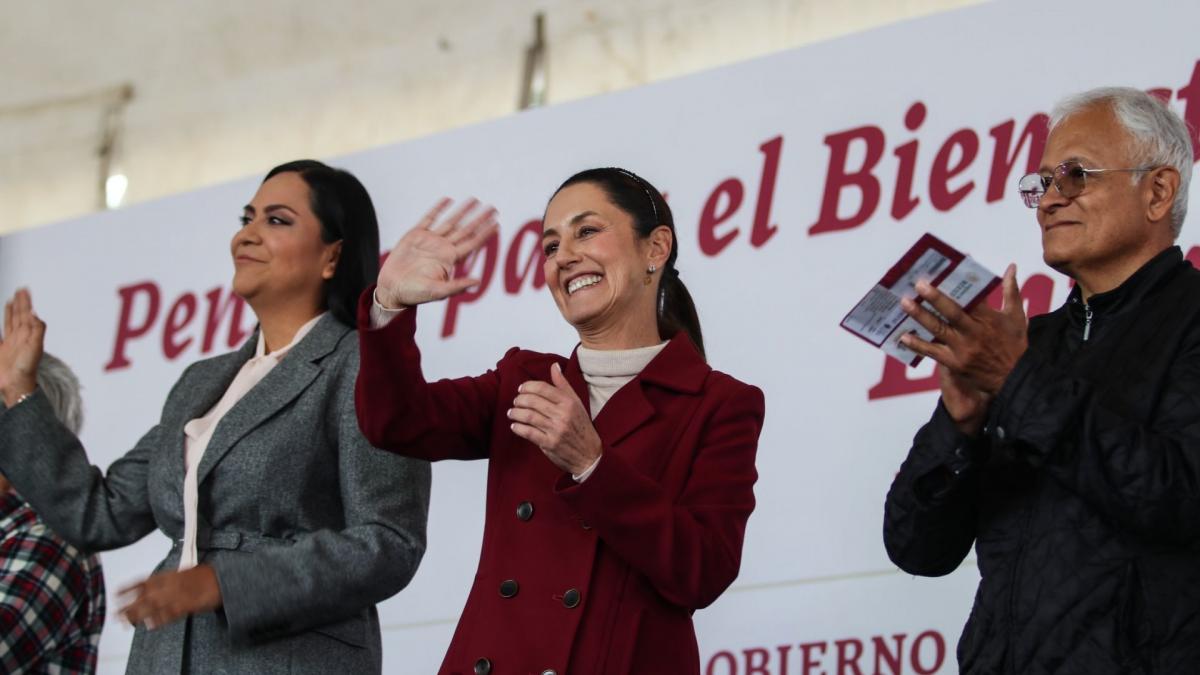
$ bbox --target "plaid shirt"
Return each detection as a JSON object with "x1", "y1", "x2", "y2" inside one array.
[{"x1": 0, "y1": 492, "x2": 105, "y2": 674}]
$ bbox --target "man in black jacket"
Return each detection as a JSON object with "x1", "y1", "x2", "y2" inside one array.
[{"x1": 884, "y1": 86, "x2": 1197, "y2": 674}]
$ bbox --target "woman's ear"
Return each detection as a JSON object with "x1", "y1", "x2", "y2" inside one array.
[
  {"x1": 321, "y1": 241, "x2": 343, "y2": 280},
  {"x1": 648, "y1": 225, "x2": 673, "y2": 269}
]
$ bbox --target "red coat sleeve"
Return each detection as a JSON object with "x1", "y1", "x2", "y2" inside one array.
[
  {"x1": 354, "y1": 287, "x2": 504, "y2": 461},
  {"x1": 554, "y1": 379, "x2": 765, "y2": 610}
]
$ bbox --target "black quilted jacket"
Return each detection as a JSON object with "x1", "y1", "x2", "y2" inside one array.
[{"x1": 884, "y1": 246, "x2": 1200, "y2": 675}]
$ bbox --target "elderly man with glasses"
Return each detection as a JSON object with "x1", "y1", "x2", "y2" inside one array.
[{"x1": 883, "y1": 86, "x2": 1197, "y2": 674}]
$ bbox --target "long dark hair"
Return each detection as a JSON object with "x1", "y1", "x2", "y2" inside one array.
[
  {"x1": 263, "y1": 160, "x2": 380, "y2": 327},
  {"x1": 553, "y1": 167, "x2": 705, "y2": 359}
]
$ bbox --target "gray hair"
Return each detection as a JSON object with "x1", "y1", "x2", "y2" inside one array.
[
  {"x1": 36, "y1": 353, "x2": 84, "y2": 435},
  {"x1": 1051, "y1": 87, "x2": 1193, "y2": 236}
]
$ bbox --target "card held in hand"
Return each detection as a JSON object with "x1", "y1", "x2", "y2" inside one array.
[{"x1": 841, "y1": 233, "x2": 1000, "y2": 367}]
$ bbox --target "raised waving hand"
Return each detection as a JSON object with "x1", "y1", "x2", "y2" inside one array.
[
  {"x1": 376, "y1": 198, "x2": 499, "y2": 308},
  {"x1": 0, "y1": 288, "x2": 44, "y2": 407}
]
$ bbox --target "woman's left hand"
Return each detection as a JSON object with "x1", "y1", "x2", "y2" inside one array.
[
  {"x1": 119, "y1": 564, "x2": 223, "y2": 630},
  {"x1": 509, "y1": 363, "x2": 602, "y2": 475}
]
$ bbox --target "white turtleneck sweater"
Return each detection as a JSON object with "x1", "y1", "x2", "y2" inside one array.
[
  {"x1": 371, "y1": 296, "x2": 666, "y2": 482},
  {"x1": 575, "y1": 342, "x2": 667, "y2": 418},
  {"x1": 571, "y1": 342, "x2": 667, "y2": 480}
]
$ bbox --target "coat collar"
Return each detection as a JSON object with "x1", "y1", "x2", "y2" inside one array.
[
  {"x1": 518, "y1": 331, "x2": 710, "y2": 393},
  {"x1": 616, "y1": 331, "x2": 710, "y2": 395},
  {"x1": 1067, "y1": 245, "x2": 1184, "y2": 314},
  {"x1": 182, "y1": 314, "x2": 350, "y2": 485},
  {"x1": 519, "y1": 331, "x2": 710, "y2": 447}
]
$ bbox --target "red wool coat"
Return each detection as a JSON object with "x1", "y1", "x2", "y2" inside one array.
[{"x1": 355, "y1": 294, "x2": 765, "y2": 675}]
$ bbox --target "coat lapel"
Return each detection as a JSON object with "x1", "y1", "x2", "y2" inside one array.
[
  {"x1": 514, "y1": 333, "x2": 709, "y2": 452},
  {"x1": 561, "y1": 351, "x2": 592, "y2": 418},
  {"x1": 195, "y1": 315, "x2": 349, "y2": 485},
  {"x1": 159, "y1": 339, "x2": 257, "y2": 487},
  {"x1": 591, "y1": 334, "x2": 709, "y2": 447},
  {"x1": 521, "y1": 334, "x2": 709, "y2": 450},
  {"x1": 633, "y1": 333, "x2": 710, "y2": 394},
  {"x1": 519, "y1": 350, "x2": 592, "y2": 416},
  {"x1": 589, "y1": 368, "x2": 654, "y2": 448}
]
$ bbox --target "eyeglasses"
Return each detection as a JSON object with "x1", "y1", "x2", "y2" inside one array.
[{"x1": 1017, "y1": 160, "x2": 1157, "y2": 208}]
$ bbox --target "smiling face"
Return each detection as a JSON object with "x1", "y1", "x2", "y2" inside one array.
[
  {"x1": 230, "y1": 171, "x2": 342, "y2": 314},
  {"x1": 1036, "y1": 103, "x2": 1169, "y2": 287},
  {"x1": 542, "y1": 182, "x2": 671, "y2": 347}
]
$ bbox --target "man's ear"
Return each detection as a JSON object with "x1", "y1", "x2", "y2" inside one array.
[{"x1": 1146, "y1": 166, "x2": 1181, "y2": 227}]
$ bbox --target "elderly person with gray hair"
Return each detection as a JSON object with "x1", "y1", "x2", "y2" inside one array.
[
  {"x1": 883, "y1": 86, "x2": 1198, "y2": 674},
  {"x1": 1, "y1": 353, "x2": 105, "y2": 674}
]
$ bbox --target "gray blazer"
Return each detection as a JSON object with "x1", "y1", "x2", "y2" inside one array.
[{"x1": 0, "y1": 315, "x2": 430, "y2": 674}]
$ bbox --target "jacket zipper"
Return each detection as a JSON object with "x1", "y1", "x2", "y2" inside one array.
[{"x1": 1082, "y1": 304, "x2": 1093, "y2": 342}]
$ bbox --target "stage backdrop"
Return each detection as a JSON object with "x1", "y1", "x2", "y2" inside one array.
[{"x1": 3, "y1": 0, "x2": 1199, "y2": 672}]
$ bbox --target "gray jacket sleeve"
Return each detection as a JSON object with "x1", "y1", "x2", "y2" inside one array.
[
  {"x1": 210, "y1": 346, "x2": 431, "y2": 644},
  {"x1": 0, "y1": 392, "x2": 159, "y2": 552}
]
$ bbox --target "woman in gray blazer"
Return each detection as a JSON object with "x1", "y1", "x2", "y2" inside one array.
[{"x1": 0, "y1": 160, "x2": 431, "y2": 674}]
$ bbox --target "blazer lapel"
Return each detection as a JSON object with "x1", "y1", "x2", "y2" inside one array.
[
  {"x1": 195, "y1": 315, "x2": 349, "y2": 485},
  {"x1": 159, "y1": 339, "x2": 257, "y2": 487}
]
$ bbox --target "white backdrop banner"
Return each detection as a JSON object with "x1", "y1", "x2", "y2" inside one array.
[{"x1": 3, "y1": 0, "x2": 1200, "y2": 672}]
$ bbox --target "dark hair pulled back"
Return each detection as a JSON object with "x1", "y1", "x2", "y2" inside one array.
[
  {"x1": 263, "y1": 159, "x2": 380, "y2": 327},
  {"x1": 553, "y1": 167, "x2": 705, "y2": 359}
]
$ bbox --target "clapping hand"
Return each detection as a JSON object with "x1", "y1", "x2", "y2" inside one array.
[
  {"x1": 509, "y1": 363, "x2": 603, "y2": 475},
  {"x1": 0, "y1": 289, "x2": 44, "y2": 407},
  {"x1": 900, "y1": 264, "x2": 1028, "y2": 435},
  {"x1": 376, "y1": 198, "x2": 499, "y2": 308}
]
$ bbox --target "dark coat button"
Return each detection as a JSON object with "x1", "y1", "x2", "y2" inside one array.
[
  {"x1": 499, "y1": 579, "x2": 519, "y2": 598},
  {"x1": 580, "y1": 519, "x2": 592, "y2": 530},
  {"x1": 475, "y1": 658, "x2": 492, "y2": 675},
  {"x1": 562, "y1": 588, "x2": 581, "y2": 608},
  {"x1": 516, "y1": 501, "x2": 534, "y2": 521}
]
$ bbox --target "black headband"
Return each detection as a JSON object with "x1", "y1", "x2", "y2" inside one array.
[{"x1": 614, "y1": 168, "x2": 659, "y2": 225}]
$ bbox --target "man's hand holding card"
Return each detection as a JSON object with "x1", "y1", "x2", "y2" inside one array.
[
  {"x1": 900, "y1": 264, "x2": 1028, "y2": 435},
  {"x1": 842, "y1": 234, "x2": 1029, "y2": 436}
]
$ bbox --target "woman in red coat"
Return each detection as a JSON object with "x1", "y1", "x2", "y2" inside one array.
[{"x1": 356, "y1": 168, "x2": 765, "y2": 674}]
